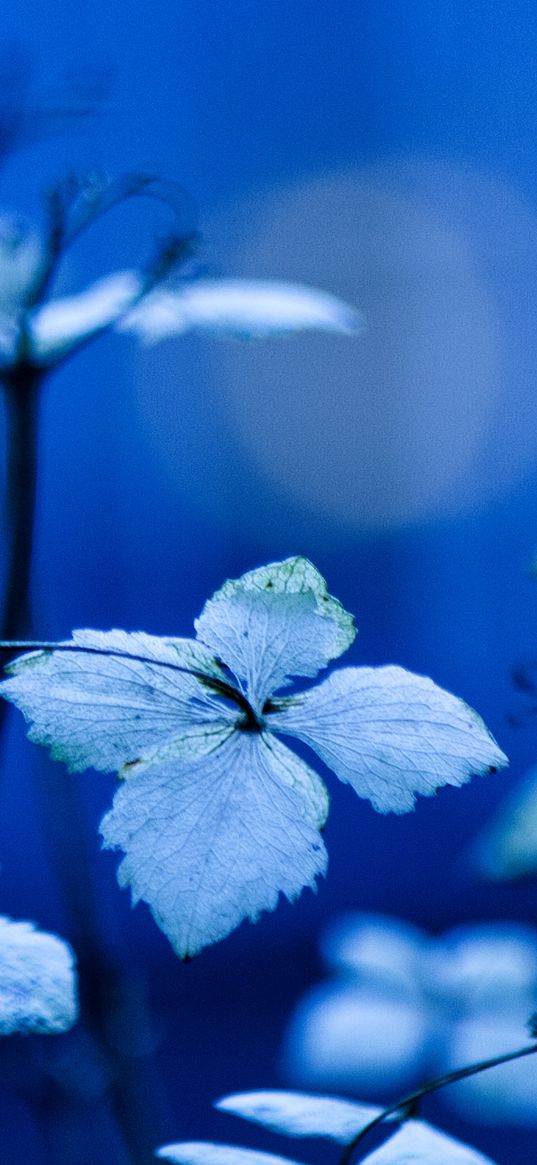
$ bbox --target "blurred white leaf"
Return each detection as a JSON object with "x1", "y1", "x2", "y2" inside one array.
[
  {"x1": 0, "y1": 915, "x2": 78, "y2": 1034},
  {"x1": 118, "y1": 278, "x2": 364, "y2": 341},
  {"x1": 360, "y1": 1121, "x2": 498, "y2": 1165},
  {"x1": 156, "y1": 1143, "x2": 306, "y2": 1165},
  {"x1": 215, "y1": 1090, "x2": 386, "y2": 1143}
]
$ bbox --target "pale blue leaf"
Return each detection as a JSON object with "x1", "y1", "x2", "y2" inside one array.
[
  {"x1": 360, "y1": 1121, "x2": 498, "y2": 1164},
  {"x1": 100, "y1": 731, "x2": 328, "y2": 957},
  {"x1": 157, "y1": 1145, "x2": 306, "y2": 1165},
  {"x1": 30, "y1": 270, "x2": 142, "y2": 361},
  {"x1": 195, "y1": 557, "x2": 355, "y2": 714},
  {"x1": 0, "y1": 915, "x2": 78, "y2": 1034},
  {"x1": 119, "y1": 278, "x2": 364, "y2": 341},
  {"x1": 2, "y1": 630, "x2": 231, "y2": 773},
  {"x1": 215, "y1": 1090, "x2": 385, "y2": 1143},
  {"x1": 269, "y1": 666, "x2": 508, "y2": 813},
  {"x1": 282, "y1": 981, "x2": 430, "y2": 1094},
  {"x1": 471, "y1": 764, "x2": 537, "y2": 881}
]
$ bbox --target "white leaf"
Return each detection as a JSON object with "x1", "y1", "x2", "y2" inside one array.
[
  {"x1": 119, "y1": 278, "x2": 364, "y2": 341},
  {"x1": 2, "y1": 629, "x2": 231, "y2": 772},
  {"x1": 157, "y1": 1145, "x2": 306, "y2": 1165},
  {"x1": 0, "y1": 915, "x2": 78, "y2": 1034},
  {"x1": 195, "y1": 557, "x2": 355, "y2": 715},
  {"x1": 270, "y1": 666, "x2": 508, "y2": 813},
  {"x1": 215, "y1": 1090, "x2": 385, "y2": 1143},
  {"x1": 471, "y1": 764, "x2": 537, "y2": 881},
  {"x1": 360, "y1": 1121, "x2": 498, "y2": 1165},
  {"x1": 100, "y1": 731, "x2": 328, "y2": 957},
  {"x1": 30, "y1": 270, "x2": 142, "y2": 361}
]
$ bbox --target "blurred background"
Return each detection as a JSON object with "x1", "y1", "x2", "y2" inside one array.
[{"x1": 0, "y1": 2, "x2": 537, "y2": 1162}]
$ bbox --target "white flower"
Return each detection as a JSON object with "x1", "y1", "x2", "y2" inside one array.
[
  {"x1": 282, "y1": 912, "x2": 537, "y2": 1125},
  {"x1": 1, "y1": 558, "x2": 506, "y2": 958}
]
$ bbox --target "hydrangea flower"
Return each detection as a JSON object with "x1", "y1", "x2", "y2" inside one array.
[
  {"x1": 282, "y1": 912, "x2": 537, "y2": 1125},
  {"x1": 1, "y1": 558, "x2": 506, "y2": 958}
]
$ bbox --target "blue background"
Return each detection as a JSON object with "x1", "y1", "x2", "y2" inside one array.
[{"x1": 0, "y1": 3, "x2": 536, "y2": 1162}]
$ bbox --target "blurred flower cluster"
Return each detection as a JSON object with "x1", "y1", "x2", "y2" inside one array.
[{"x1": 282, "y1": 913, "x2": 537, "y2": 1126}]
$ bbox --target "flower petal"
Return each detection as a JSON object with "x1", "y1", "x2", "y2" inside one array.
[
  {"x1": 270, "y1": 666, "x2": 508, "y2": 813},
  {"x1": 215, "y1": 1090, "x2": 386, "y2": 1143},
  {"x1": 1, "y1": 630, "x2": 232, "y2": 773},
  {"x1": 0, "y1": 915, "x2": 78, "y2": 1034},
  {"x1": 195, "y1": 557, "x2": 356, "y2": 714},
  {"x1": 157, "y1": 1145, "x2": 306, "y2": 1165},
  {"x1": 30, "y1": 270, "x2": 142, "y2": 361},
  {"x1": 100, "y1": 731, "x2": 328, "y2": 957},
  {"x1": 359, "y1": 1121, "x2": 498, "y2": 1165},
  {"x1": 443, "y1": 1009, "x2": 537, "y2": 1126},
  {"x1": 282, "y1": 981, "x2": 430, "y2": 1095},
  {"x1": 119, "y1": 278, "x2": 364, "y2": 342},
  {"x1": 471, "y1": 764, "x2": 537, "y2": 881}
]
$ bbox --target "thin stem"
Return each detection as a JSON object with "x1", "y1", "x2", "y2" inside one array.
[
  {"x1": 0, "y1": 370, "x2": 42, "y2": 639},
  {"x1": 340, "y1": 1041, "x2": 537, "y2": 1165}
]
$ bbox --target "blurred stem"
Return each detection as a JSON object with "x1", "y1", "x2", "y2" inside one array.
[
  {"x1": 1, "y1": 366, "x2": 42, "y2": 639},
  {"x1": 0, "y1": 364, "x2": 161, "y2": 1164},
  {"x1": 340, "y1": 1041, "x2": 537, "y2": 1165}
]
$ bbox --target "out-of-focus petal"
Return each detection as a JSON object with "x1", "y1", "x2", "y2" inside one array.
[
  {"x1": 424, "y1": 922, "x2": 537, "y2": 1007},
  {"x1": 30, "y1": 269, "x2": 142, "y2": 360},
  {"x1": 215, "y1": 1090, "x2": 386, "y2": 1143},
  {"x1": 320, "y1": 912, "x2": 429, "y2": 991},
  {"x1": 443, "y1": 1009, "x2": 537, "y2": 1125},
  {"x1": 281, "y1": 981, "x2": 431, "y2": 1096},
  {"x1": 157, "y1": 1145, "x2": 306, "y2": 1165},
  {"x1": 471, "y1": 764, "x2": 537, "y2": 881},
  {"x1": 360, "y1": 1120, "x2": 499, "y2": 1165},
  {"x1": 118, "y1": 278, "x2": 364, "y2": 341}
]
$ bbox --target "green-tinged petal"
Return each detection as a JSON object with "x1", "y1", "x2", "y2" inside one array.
[
  {"x1": 269, "y1": 666, "x2": 507, "y2": 813},
  {"x1": 359, "y1": 1121, "x2": 498, "y2": 1164},
  {"x1": 100, "y1": 731, "x2": 328, "y2": 957},
  {"x1": 156, "y1": 1145, "x2": 307, "y2": 1165},
  {"x1": 0, "y1": 916, "x2": 78, "y2": 1034},
  {"x1": 1, "y1": 630, "x2": 232, "y2": 773},
  {"x1": 195, "y1": 557, "x2": 356, "y2": 714},
  {"x1": 215, "y1": 1091, "x2": 385, "y2": 1143}
]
